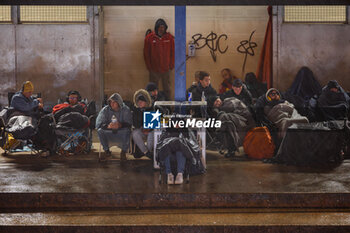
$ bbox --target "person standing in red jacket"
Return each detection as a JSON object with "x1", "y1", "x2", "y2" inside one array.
[{"x1": 144, "y1": 18, "x2": 174, "y2": 97}]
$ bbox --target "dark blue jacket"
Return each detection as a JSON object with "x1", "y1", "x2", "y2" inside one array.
[{"x1": 10, "y1": 92, "x2": 39, "y2": 114}]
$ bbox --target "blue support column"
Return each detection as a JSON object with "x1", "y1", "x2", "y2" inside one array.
[{"x1": 174, "y1": 6, "x2": 186, "y2": 101}]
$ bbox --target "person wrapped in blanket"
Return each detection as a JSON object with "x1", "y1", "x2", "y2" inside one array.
[
  {"x1": 132, "y1": 89, "x2": 154, "y2": 159},
  {"x1": 317, "y1": 80, "x2": 350, "y2": 121},
  {"x1": 255, "y1": 88, "x2": 309, "y2": 139},
  {"x1": 208, "y1": 96, "x2": 255, "y2": 158},
  {"x1": 52, "y1": 91, "x2": 89, "y2": 130},
  {"x1": 7, "y1": 81, "x2": 43, "y2": 140},
  {"x1": 220, "y1": 78, "x2": 253, "y2": 108},
  {"x1": 156, "y1": 123, "x2": 206, "y2": 185}
]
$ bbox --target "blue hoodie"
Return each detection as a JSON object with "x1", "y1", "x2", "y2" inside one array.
[{"x1": 10, "y1": 91, "x2": 39, "y2": 114}]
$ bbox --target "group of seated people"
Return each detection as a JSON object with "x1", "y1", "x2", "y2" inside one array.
[
  {"x1": 2, "y1": 66, "x2": 350, "y2": 185},
  {"x1": 185, "y1": 68, "x2": 350, "y2": 159}
]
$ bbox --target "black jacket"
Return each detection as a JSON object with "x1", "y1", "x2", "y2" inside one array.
[
  {"x1": 156, "y1": 129, "x2": 206, "y2": 176},
  {"x1": 186, "y1": 83, "x2": 217, "y2": 101},
  {"x1": 220, "y1": 85, "x2": 253, "y2": 107}
]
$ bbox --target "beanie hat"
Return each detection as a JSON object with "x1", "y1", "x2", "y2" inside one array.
[
  {"x1": 146, "y1": 82, "x2": 158, "y2": 92},
  {"x1": 233, "y1": 79, "x2": 243, "y2": 87},
  {"x1": 327, "y1": 80, "x2": 339, "y2": 89},
  {"x1": 22, "y1": 81, "x2": 34, "y2": 93}
]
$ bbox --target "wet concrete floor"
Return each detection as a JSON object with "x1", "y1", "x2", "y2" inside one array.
[{"x1": 0, "y1": 138, "x2": 350, "y2": 194}]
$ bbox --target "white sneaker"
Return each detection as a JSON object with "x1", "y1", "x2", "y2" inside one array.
[
  {"x1": 167, "y1": 173, "x2": 174, "y2": 185},
  {"x1": 174, "y1": 173, "x2": 183, "y2": 184}
]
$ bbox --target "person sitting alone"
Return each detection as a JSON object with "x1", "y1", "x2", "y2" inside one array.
[
  {"x1": 96, "y1": 93, "x2": 132, "y2": 162},
  {"x1": 10, "y1": 81, "x2": 43, "y2": 115},
  {"x1": 156, "y1": 127, "x2": 205, "y2": 185},
  {"x1": 132, "y1": 89, "x2": 154, "y2": 159}
]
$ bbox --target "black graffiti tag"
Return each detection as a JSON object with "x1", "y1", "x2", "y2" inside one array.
[
  {"x1": 236, "y1": 30, "x2": 257, "y2": 76},
  {"x1": 192, "y1": 32, "x2": 228, "y2": 62}
]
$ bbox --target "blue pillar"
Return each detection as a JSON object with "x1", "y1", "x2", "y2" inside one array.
[{"x1": 174, "y1": 6, "x2": 186, "y2": 101}]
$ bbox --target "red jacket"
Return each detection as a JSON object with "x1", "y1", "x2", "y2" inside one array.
[
  {"x1": 219, "y1": 79, "x2": 234, "y2": 94},
  {"x1": 143, "y1": 32, "x2": 174, "y2": 73}
]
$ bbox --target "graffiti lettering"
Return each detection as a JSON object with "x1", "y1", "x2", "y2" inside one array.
[
  {"x1": 192, "y1": 32, "x2": 228, "y2": 62},
  {"x1": 236, "y1": 30, "x2": 257, "y2": 76}
]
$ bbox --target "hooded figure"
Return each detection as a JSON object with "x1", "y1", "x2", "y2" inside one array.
[
  {"x1": 96, "y1": 93, "x2": 132, "y2": 162},
  {"x1": 254, "y1": 88, "x2": 285, "y2": 125},
  {"x1": 144, "y1": 18, "x2": 175, "y2": 96},
  {"x1": 256, "y1": 88, "x2": 309, "y2": 138},
  {"x1": 317, "y1": 80, "x2": 350, "y2": 121},
  {"x1": 244, "y1": 72, "x2": 267, "y2": 99},
  {"x1": 131, "y1": 89, "x2": 155, "y2": 159},
  {"x1": 287, "y1": 67, "x2": 322, "y2": 101}
]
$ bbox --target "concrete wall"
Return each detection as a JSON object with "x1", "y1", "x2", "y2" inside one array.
[
  {"x1": 103, "y1": 6, "x2": 269, "y2": 101},
  {"x1": 273, "y1": 6, "x2": 350, "y2": 92},
  {"x1": 0, "y1": 6, "x2": 101, "y2": 109},
  {"x1": 0, "y1": 25, "x2": 16, "y2": 108},
  {"x1": 186, "y1": 6, "x2": 269, "y2": 93}
]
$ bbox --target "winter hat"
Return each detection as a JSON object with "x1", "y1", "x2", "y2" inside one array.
[
  {"x1": 266, "y1": 88, "x2": 281, "y2": 101},
  {"x1": 327, "y1": 80, "x2": 339, "y2": 89},
  {"x1": 233, "y1": 79, "x2": 243, "y2": 87},
  {"x1": 146, "y1": 82, "x2": 158, "y2": 92},
  {"x1": 22, "y1": 81, "x2": 34, "y2": 93}
]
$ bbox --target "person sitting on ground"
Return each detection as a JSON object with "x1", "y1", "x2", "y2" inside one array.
[
  {"x1": 96, "y1": 93, "x2": 132, "y2": 162},
  {"x1": 208, "y1": 96, "x2": 255, "y2": 158},
  {"x1": 192, "y1": 71, "x2": 201, "y2": 86},
  {"x1": 186, "y1": 71, "x2": 217, "y2": 102},
  {"x1": 10, "y1": 81, "x2": 43, "y2": 115},
  {"x1": 186, "y1": 71, "x2": 217, "y2": 117},
  {"x1": 255, "y1": 88, "x2": 309, "y2": 138},
  {"x1": 218, "y1": 68, "x2": 237, "y2": 94},
  {"x1": 52, "y1": 90, "x2": 87, "y2": 120},
  {"x1": 220, "y1": 78, "x2": 253, "y2": 107},
  {"x1": 145, "y1": 82, "x2": 168, "y2": 105},
  {"x1": 156, "y1": 126, "x2": 205, "y2": 185},
  {"x1": 317, "y1": 80, "x2": 350, "y2": 121},
  {"x1": 244, "y1": 72, "x2": 267, "y2": 101},
  {"x1": 132, "y1": 89, "x2": 154, "y2": 159}
]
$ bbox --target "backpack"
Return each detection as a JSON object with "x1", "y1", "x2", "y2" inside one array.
[{"x1": 243, "y1": 127, "x2": 275, "y2": 159}]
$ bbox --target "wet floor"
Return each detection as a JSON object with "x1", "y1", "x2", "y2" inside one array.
[{"x1": 0, "y1": 140, "x2": 350, "y2": 194}]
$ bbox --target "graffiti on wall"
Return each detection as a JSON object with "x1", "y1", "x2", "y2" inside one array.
[
  {"x1": 191, "y1": 32, "x2": 228, "y2": 62},
  {"x1": 236, "y1": 30, "x2": 257, "y2": 77},
  {"x1": 191, "y1": 30, "x2": 258, "y2": 71}
]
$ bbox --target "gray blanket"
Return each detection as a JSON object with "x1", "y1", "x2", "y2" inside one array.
[
  {"x1": 264, "y1": 101, "x2": 309, "y2": 138},
  {"x1": 217, "y1": 97, "x2": 255, "y2": 148}
]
